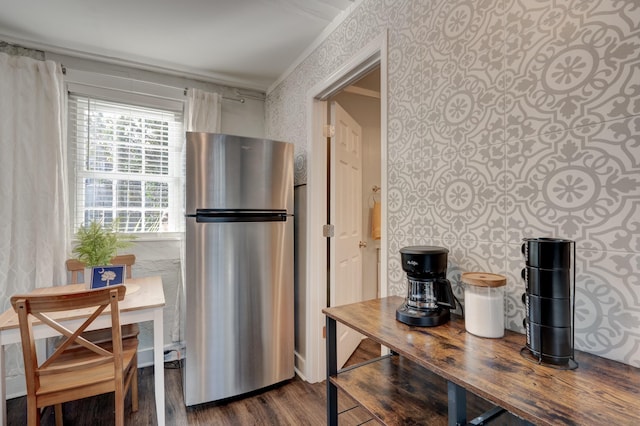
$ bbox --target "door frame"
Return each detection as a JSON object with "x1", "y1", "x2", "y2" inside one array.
[{"x1": 302, "y1": 31, "x2": 388, "y2": 383}]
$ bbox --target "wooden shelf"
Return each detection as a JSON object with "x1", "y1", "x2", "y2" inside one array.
[
  {"x1": 331, "y1": 355, "x2": 448, "y2": 425},
  {"x1": 331, "y1": 355, "x2": 508, "y2": 426}
]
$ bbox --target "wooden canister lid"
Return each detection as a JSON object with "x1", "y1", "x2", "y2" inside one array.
[{"x1": 461, "y1": 272, "x2": 506, "y2": 287}]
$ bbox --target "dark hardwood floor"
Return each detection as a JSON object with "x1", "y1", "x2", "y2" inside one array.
[
  {"x1": 7, "y1": 338, "x2": 521, "y2": 425},
  {"x1": 7, "y1": 340, "x2": 377, "y2": 425}
]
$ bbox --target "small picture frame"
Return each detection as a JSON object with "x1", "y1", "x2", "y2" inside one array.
[{"x1": 89, "y1": 265, "x2": 126, "y2": 289}]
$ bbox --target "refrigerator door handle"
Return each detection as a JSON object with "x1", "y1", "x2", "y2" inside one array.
[{"x1": 194, "y1": 210, "x2": 288, "y2": 223}]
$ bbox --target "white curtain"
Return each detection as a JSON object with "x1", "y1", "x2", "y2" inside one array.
[
  {"x1": 0, "y1": 52, "x2": 68, "y2": 297},
  {"x1": 172, "y1": 88, "x2": 222, "y2": 342},
  {"x1": 0, "y1": 52, "x2": 68, "y2": 389},
  {"x1": 184, "y1": 88, "x2": 222, "y2": 132}
]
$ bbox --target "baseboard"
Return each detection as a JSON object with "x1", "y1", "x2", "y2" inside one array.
[
  {"x1": 294, "y1": 366, "x2": 308, "y2": 382},
  {"x1": 137, "y1": 346, "x2": 156, "y2": 368},
  {"x1": 6, "y1": 375, "x2": 26, "y2": 400},
  {"x1": 294, "y1": 350, "x2": 307, "y2": 382}
]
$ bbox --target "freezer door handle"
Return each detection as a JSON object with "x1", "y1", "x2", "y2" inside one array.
[{"x1": 194, "y1": 210, "x2": 288, "y2": 223}]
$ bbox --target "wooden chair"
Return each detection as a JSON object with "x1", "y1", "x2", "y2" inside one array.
[
  {"x1": 11, "y1": 286, "x2": 138, "y2": 426},
  {"x1": 65, "y1": 254, "x2": 136, "y2": 284},
  {"x1": 64, "y1": 259, "x2": 85, "y2": 285},
  {"x1": 110, "y1": 254, "x2": 136, "y2": 280},
  {"x1": 64, "y1": 255, "x2": 139, "y2": 344}
]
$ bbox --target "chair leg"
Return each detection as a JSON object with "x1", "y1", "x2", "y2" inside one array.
[
  {"x1": 54, "y1": 404, "x2": 63, "y2": 425},
  {"x1": 115, "y1": 382, "x2": 124, "y2": 426},
  {"x1": 132, "y1": 355, "x2": 139, "y2": 412},
  {"x1": 26, "y1": 400, "x2": 39, "y2": 426}
]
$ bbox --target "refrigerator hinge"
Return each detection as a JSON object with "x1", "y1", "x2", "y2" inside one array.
[
  {"x1": 323, "y1": 124, "x2": 335, "y2": 138},
  {"x1": 323, "y1": 224, "x2": 334, "y2": 238}
]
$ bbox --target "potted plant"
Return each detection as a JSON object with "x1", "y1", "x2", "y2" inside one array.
[
  {"x1": 72, "y1": 220, "x2": 134, "y2": 266},
  {"x1": 72, "y1": 220, "x2": 135, "y2": 285}
]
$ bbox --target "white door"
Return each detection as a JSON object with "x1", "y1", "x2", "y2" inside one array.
[{"x1": 329, "y1": 101, "x2": 364, "y2": 368}]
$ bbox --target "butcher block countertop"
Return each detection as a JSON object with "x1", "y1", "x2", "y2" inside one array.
[{"x1": 323, "y1": 296, "x2": 640, "y2": 425}]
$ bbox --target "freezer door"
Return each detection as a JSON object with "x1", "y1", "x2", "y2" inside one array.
[
  {"x1": 186, "y1": 132, "x2": 294, "y2": 213},
  {"x1": 183, "y1": 217, "x2": 294, "y2": 406}
]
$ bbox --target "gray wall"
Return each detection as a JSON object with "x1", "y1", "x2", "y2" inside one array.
[{"x1": 266, "y1": 0, "x2": 640, "y2": 367}]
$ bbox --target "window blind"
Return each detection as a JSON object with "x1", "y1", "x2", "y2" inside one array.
[{"x1": 68, "y1": 94, "x2": 184, "y2": 233}]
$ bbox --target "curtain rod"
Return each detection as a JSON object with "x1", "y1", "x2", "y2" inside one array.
[
  {"x1": 184, "y1": 88, "x2": 245, "y2": 103},
  {"x1": 60, "y1": 64, "x2": 246, "y2": 104}
]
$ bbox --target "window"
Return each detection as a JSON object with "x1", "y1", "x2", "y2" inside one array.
[{"x1": 68, "y1": 95, "x2": 184, "y2": 234}]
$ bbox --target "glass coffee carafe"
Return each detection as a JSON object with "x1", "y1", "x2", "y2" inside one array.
[{"x1": 396, "y1": 246, "x2": 456, "y2": 327}]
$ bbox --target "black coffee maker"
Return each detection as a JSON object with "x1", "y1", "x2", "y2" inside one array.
[{"x1": 396, "y1": 246, "x2": 456, "y2": 327}]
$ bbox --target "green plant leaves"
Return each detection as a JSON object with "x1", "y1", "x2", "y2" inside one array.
[{"x1": 72, "y1": 221, "x2": 135, "y2": 267}]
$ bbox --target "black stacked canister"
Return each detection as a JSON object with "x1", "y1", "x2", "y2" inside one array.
[{"x1": 520, "y1": 237, "x2": 578, "y2": 369}]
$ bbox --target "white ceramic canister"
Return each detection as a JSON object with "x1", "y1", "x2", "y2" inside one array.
[{"x1": 461, "y1": 272, "x2": 507, "y2": 338}]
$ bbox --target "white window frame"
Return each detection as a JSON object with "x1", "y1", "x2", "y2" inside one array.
[{"x1": 65, "y1": 70, "x2": 186, "y2": 239}]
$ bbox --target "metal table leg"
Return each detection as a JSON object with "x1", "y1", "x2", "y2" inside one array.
[
  {"x1": 448, "y1": 381, "x2": 467, "y2": 426},
  {"x1": 326, "y1": 317, "x2": 338, "y2": 426}
]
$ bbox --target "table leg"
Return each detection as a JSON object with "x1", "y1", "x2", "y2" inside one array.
[
  {"x1": 1, "y1": 345, "x2": 6, "y2": 426},
  {"x1": 153, "y1": 308, "x2": 165, "y2": 426},
  {"x1": 447, "y1": 381, "x2": 467, "y2": 426},
  {"x1": 326, "y1": 317, "x2": 337, "y2": 426}
]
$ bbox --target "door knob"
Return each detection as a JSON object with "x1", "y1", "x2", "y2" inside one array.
[{"x1": 359, "y1": 241, "x2": 367, "y2": 248}]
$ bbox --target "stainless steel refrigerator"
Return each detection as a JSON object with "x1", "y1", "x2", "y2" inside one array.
[{"x1": 183, "y1": 132, "x2": 294, "y2": 406}]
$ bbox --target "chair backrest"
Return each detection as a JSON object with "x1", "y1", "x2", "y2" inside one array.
[
  {"x1": 65, "y1": 254, "x2": 136, "y2": 283},
  {"x1": 10, "y1": 286, "x2": 127, "y2": 396},
  {"x1": 65, "y1": 258, "x2": 85, "y2": 284},
  {"x1": 110, "y1": 254, "x2": 136, "y2": 279}
]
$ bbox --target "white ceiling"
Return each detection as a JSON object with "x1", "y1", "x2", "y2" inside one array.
[{"x1": 0, "y1": 0, "x2": 356, "y2": 92}]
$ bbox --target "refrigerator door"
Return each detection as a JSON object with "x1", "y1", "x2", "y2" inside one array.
[
  {"x1": 183, "y1": 216, "x2": 294, "y2": 406},
  {"x1": 186, "y1": 132, "x2": 294, "y2": 214}
]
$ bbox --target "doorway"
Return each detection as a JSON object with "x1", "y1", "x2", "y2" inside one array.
[
  {"x1": 328, "y1": 69, "x2": 381, "y2": 367},
  {"x1": 329, "y1": 68, "x2": 382, "y2": 303},
  {"x1": 297, "y1": 32, "x2": 387, "y2": 383}
]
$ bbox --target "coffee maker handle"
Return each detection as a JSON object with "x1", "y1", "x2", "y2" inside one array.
[{"x1": 435, "y1": 279, "x2": 456, "y2": 310}]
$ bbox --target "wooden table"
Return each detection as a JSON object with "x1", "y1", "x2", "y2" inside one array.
[
  {"x1": 324, "y1": 296, "x2": 640, "y2": 425},
  {"x1": 0, "y1": 276, "x2": 166, "y2": 426}
]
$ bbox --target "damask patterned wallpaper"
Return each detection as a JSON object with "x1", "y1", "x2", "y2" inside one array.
[{"x1": 266, "y1": 0, "x2": 640, "y2": 367}]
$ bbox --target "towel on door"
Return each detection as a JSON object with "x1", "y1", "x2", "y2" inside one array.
[{"x1": 371, "y1": 201, "x2": 381, "y2": 240}]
